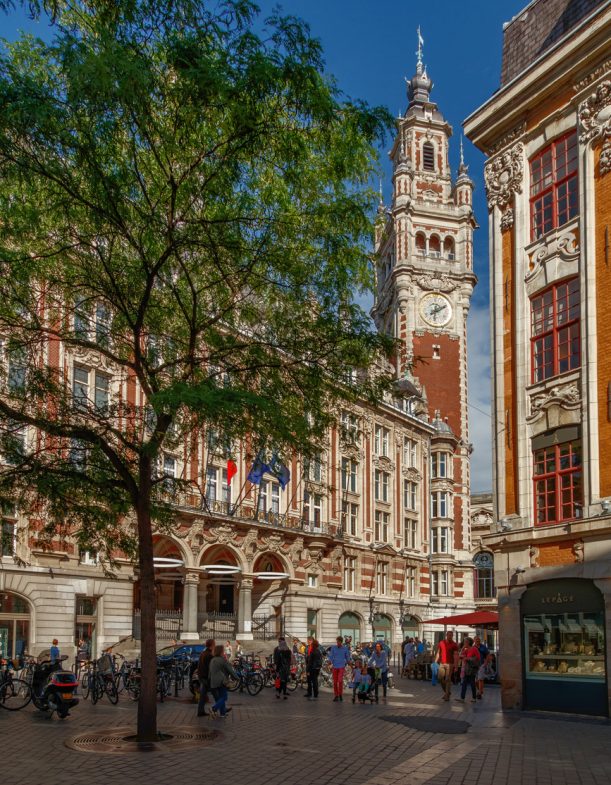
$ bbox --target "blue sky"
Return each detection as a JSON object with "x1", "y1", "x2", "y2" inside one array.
[{"x1": 1, "y1": 0, "x2": 529, "y2": 491}]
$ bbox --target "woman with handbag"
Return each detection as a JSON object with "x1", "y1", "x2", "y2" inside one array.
[
  {"x1": 208, "y1": 643, "x2": 238, "y2": 718},
  {"x1": 455, "y1": 637, "x2": 481, "y2": 703}
]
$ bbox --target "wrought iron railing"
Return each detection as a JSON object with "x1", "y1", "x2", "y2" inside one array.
[{"x1": 173, "y1": 492, "x2": 344, "y2": 538}]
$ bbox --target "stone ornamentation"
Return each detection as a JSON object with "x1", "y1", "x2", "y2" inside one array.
[
  {"x1": 578, "y1": 80, "x2": 611, "y2": 176},
  {"x1": 484, "y1": 143, "x2": 524, "y2": 209},
  {"x1": 486, "y1": 122, "x2": 526, "y2": 156},
  {"x1": 414, "y1": 274, "x2": 458, "y2": 293},
  {"x1": 500, "y1": 208, "x2": 514, "y2": 231},
  {"x1": 528, "y1": 383, "x2": 581, "y2": 420},
  {"x1": 525, "y1": 229, "x2": 580, "y2": 282}
]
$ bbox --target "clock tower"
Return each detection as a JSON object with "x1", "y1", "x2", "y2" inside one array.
[{"x1": 372, "y1": 49, "x2": 477, "y2": 590}]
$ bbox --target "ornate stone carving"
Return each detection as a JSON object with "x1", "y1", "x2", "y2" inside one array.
[
  {"x1": 401, "y1": 466, "x2": 422, "y2": 482},
  {"x1": 578, "y1": 80, "x2": 611, "y2": 176},
  {"x1": 328, "y1": 545, "x2": 343, "y2": 576},
  {"x1": 484, "y1": 143, "x2": 524, "y2": 209},
  {"x1": 414, "y1": 274, "x2": 458, "y2": 293},
  {"x1": 572, "y1": 540, "x2": 584, "y2": 564},
  {"x1": 525, "y1": 229, "x2": 580, "y2": 283},
  {"x1": 287, "y1": 537, "x2": 305, "y2": 564},
  {"x1": 529, "y1": 545, "x2": 540, "y2": 569},
  {"x1": 471, "y1": 510, "x2": 493, "y2": 528},
  {"x1": 574, "y1": 61, "x2": 611, "y2": 93},
  {"x1": 241, "y1": 528, "x2": 259, "y2": 561},
  {"x1": 205, "y1": 522, "x2": 237, "y2": 545},
  {"x1": 177, "y1": 522, "x2": 206, "y2": 554},
  {"x1": 528, "y1": 382, "x2": 581, "y2": 420},
  {"x1": 486, "y1": 122, "x2": 526, "y2": 156},
  {"x1": 500, "y1": 208, "x2": 514, "y2": 231},
  {"x1": 372, "y1": 455, "x2": 395, "y2": 472},
  {"x1": 261, "y1": 533, "x2": 284, "y2": 553}
]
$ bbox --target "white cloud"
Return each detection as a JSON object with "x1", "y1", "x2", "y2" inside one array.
[{"x1": 467, "y1": 301, "x2": 492, "y2": 492}]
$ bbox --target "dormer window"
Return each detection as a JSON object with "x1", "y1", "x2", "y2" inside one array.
[{"x1": 423, "y1": 141, "x2": 435, "y2": 172}]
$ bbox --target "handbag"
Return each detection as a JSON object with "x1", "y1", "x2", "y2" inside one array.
[{"x1": 274, "y1": 676, "x2": 281, "y2": 689}]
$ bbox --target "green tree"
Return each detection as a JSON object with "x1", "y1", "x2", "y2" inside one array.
[{"x1": 0, "y1": 0, "x2": 393, "y2": 739}]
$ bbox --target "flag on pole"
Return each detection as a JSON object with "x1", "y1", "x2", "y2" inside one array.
[
  {"x1": 268, "y1": 453, "x2": 291, "y2": 490},
  {"x1": 247, "y1": 451, "x2": 269, "y2": 485},
  {"x1": 226, "y1": 459, "x2": 238, "y2": 484}
]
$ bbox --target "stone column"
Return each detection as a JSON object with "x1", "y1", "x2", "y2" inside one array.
[
  {"x1": 181, "y1": 571, "x2": 201, "y2": 641},
  {"x1": 237, "y1": 577, "x2": 254, "y2": 641},
  {"x1": 497, "y1": 584, "x2": 526, "y2": 710}
]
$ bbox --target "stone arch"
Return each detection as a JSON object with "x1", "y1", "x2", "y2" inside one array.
[
  {"x1": 443, "y1": 236, "x2": 455, "y2": 258},
  {"x1": 429, "y1": 233, "x2": 441, "y2": 255},
  {"x1": 198, "y1": 542, "x2": 248, "y2": 573},
  {"x1": 338, "y1": 610, "x2": 364, "y2": 645},
  {"x1": 415, "y1": 231, "x2": 426, "y2": 254},
  {"x1": 152, "y1": 533, "x2": 192, "y2": 569}
]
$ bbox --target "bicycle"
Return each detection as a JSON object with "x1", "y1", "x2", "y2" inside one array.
[
  {"x1": 226, "y1": 657, "x2": 264, "y2": 695},
  {"x1": 81, "y1": 657, "x2": 119, "y2": 704},
  {"x1": 0, "y1": 660, "x2": 32, "y2": 711}
]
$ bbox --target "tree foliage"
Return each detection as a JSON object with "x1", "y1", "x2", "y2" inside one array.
[{"x1": 0, "y1": 0, "x2": 394, "y2": 737}]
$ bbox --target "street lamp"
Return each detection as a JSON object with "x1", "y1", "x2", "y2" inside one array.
[{"x1": 368, "y1": 596, "x2": 379, "y2": 625}]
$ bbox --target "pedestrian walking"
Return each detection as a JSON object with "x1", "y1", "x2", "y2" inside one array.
[
  {"x1": 328, "y1": 635, "x2": 351, "y2": 701},
  {"x1": 456, "y1": 637, "x2": 481, "y2": 703},
  {"x1": 273, "y1": 637, "x2": 293, "y2": 699},
  {"x1": 208, "y1": 643, "x2": 238, "y2": 718},
  {"x1": 225, "y1": 640, "x2": 233, "y2": 660},
  {"x1": 476, "y1": 651, "x2": 496, "y2": 700},
  {"x1": 196, "y1": 638, "x2": 215, "y2": 717},
  {"x1": 304, "y1": 639, "x2": 322, "y2": 700},
  {"x1": 435, "y1": 631, "x2": 458, "y2": 701},
  {"x1": 368, "y1": 641, "x2": 389, "y2": 701},
  {"x1": 403, "y1": 637, "x2": 415, "y2": 672}
]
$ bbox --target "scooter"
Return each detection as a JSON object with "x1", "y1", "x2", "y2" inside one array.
[{"x1": 31, "y1": 656, "x2": 79, "y2": 718}]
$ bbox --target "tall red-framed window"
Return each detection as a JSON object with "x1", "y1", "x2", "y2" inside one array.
[
  {"x1": 531, "y1": 278, "x2": 580, "y2": 383},
  {"x1": 533, "y1": 440, "x2": 582, "y2": 525},
  {"x1": 530, "y1": 132, "x2": 578, "y2": 240}
]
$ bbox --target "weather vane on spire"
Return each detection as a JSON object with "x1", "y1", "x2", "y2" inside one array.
[
  {"x1": 416, "y1": 26, "x2": 424, "y2": 69},
  {"x1": 460, "y1": 135, "x2": 465, "y2": 167}
]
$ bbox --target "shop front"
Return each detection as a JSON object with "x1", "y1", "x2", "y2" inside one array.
[{"x1": 521, "y1": 578, "x2": 607, "y2": 716}]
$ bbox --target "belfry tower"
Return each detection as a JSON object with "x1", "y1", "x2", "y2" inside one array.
[{"x1": 372, "y1": 38, "x2": 477, "y2": 583}]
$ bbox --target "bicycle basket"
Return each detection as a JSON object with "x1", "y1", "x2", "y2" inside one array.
[{"x1": 97, "y1": 654, "x2": 114, "y2": 674}]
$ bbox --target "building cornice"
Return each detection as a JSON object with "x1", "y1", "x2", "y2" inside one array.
[{"x1": 464, "y1": 4, "x2": 611, "y2": 152}]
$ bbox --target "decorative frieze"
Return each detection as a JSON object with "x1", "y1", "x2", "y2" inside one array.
[
  {"x1": 484, "y1": 143, "x2": 524, "y2": 209},
  {"x1": 500, "y1": 208, "x2": 514, "y2": 231},
  {"x1": 578, "y1": 80, "x2": 611, "y2": 176},
  {"x1": 486, "y1": 122, "x2": 526, "y2": 156},
  {"x1": 414, "y1": 274, "x2": 458, "y2": 293},
  {"x1": 525, "y1": 228, "x2": 580, "y2": 284}
]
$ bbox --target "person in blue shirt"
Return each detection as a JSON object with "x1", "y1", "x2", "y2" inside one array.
[
  {"x1": 50, "y1": 639, "x2": 60, "y2": 664},
  {"x1": 368, "y1": 642, "x2": 389, "y2": 701},
  {"x1": 328, "y1": 636, "x2": 351, "y2": 702}
]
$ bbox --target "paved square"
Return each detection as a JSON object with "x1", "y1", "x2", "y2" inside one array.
[{"x1": 3, "y1": 678, "x2": 611, "y2": 785}]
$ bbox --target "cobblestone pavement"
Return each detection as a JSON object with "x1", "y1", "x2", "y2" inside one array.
[{"x1": 3, "y1": 677, "x2": 611, "y2": 785}]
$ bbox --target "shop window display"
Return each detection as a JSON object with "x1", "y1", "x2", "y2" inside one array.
[{"x1": 524, "y1": 611, "x2": 605, "y2": 682}]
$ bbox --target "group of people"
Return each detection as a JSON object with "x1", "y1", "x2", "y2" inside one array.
[
  {"x1": 434, "y1": 631, "x2": 496, "y2": 703},
  {"x1": 401, "y1": 636, "x2": 429, "y2": 668}
]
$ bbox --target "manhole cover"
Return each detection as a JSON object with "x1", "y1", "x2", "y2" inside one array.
[
  {"x1": 65, "y1": 725, "x2": 222, "y2": 754},
  {"x1": 380, "y1": 715, "x2": 470, "y2": 734}
]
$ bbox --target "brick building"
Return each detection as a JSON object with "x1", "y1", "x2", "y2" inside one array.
[
  {"x1": 465, "y1": 0, "x2": 611, "y2": 715},
  {"x1": 0, "y1": 57, "x2": 488, "y2": 663}
]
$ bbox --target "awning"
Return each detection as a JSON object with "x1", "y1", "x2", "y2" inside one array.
[{"x1": 425, "y1": 610, "x2": 499, "y2": 629}]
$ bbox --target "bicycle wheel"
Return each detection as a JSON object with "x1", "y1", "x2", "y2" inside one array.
[
  {"x1": 126, "y1": 676, "x2": 140, "y2": 701},
  {"x1": 0, "y1": 678, "x2": 32, "y2": 710},
  {"x1": 286, "y1": 673, "x2": 298, "y2": 692},
  {"x1": 105, "y1": 676, "x2": 119, "y2": 705},
  {"x1": 82, "y1": 672, "x2": 91, "y2": 700},
  {"x1": 246, "y1": 672, "x2": 264, "y2": 696},
  {"x1": 91, "y1": 675, "x2": 103, "y2": 704}
]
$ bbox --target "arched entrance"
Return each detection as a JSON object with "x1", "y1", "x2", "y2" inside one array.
[
  {"x1": 373, "y1": 613, "x2": 393, "y2": 647},
  {"x1": 252, "y1": 554, "x2": 289, "y2": 640},
  {"x1": 401, "y1": 615, "x2": 420, "y2": 640},
  {"x1": 0, "y1": 592, "x2": 29, "y2": 661},
  {"x1": 338, "y1": 612, "x2": 362, "y2": 645}
]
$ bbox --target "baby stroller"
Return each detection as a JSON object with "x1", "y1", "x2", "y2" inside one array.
[{"x1": 355, "y1": 668, "x2": 377, "y2": 704}]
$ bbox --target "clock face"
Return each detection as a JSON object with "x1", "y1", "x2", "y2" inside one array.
[{"x1": 420, "y1": 294, "x2": 452, "y2": 327}]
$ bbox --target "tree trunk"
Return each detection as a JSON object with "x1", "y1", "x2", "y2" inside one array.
[{"x1": 136, "y1": 478, "x2": 158, "y2": 741}]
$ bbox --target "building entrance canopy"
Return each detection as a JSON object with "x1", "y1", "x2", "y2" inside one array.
[{"x1": 426, "y1": 610, "x2": 499, "y2": 628}]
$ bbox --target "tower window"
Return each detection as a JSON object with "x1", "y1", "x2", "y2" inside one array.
[
  {"x1": 432, "y1": 345, "x2": 441, "y2": 359},
  {"x1": 423, "y1": 142, "x2": 435, "y2": 172}
]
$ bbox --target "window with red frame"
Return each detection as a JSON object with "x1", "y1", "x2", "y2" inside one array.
[
  {"x1": 534, "y1": 440, "x2": 582, "y2": 525},
  {"x1": 531, "y1": 278, "x2": 580, "y2": 383},
  {"x1": 530, "y1": 132, "x2": 578, "y2": 240}
]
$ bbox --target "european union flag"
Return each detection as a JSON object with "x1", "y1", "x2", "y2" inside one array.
[
  {"x1": 247, "y1": 451, "x2": 269, "y2": 485},
  {"x1": 268, "y1": 453, "x2": 291, "y2": 490}
]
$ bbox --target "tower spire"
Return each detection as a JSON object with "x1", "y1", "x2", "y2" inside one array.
[{"x1": 416, "y1": 26, "x2": 424, "y2": 73}]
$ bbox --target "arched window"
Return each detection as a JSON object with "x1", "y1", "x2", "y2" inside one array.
[
  {"x1": 423, "y1": 142, "x2": 435, "y2": 171},
  {"x1": 415, "y1": 232, "x2": 426, "y2": 255},
  {"x1": 429, "y1": 235, "x2": 441, "y2": 258},
  {"x1": 443, "y1": 237, "x2": 455, "y2": 260},
  {"x1": 373, "y1": 613, "x2": 393, "y2": 647},
  {"x1": 474, "y1": 552, "x2": 495, "y2": 599},
  {"x1": 338, "y1": 611, "x2": 362, "y2": 645}
]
